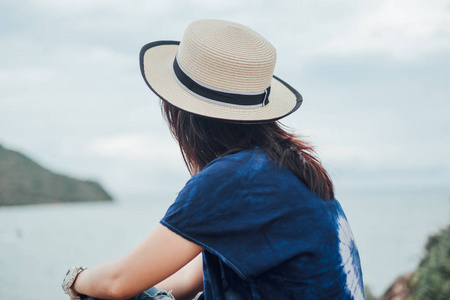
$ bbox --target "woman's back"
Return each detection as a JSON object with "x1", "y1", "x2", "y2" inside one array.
[
  {"x1": 162, "y1": 148, "x2": 364, "y2": 299},
  {"x1": 63, "y1": 19, "x2": 365, "y2": 300}
]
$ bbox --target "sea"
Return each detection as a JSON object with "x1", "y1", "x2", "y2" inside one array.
[{"x1": 1, "y1": 190, "x2": 449, "y2": 299}]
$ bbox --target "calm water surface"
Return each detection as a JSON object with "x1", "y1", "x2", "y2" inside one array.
[{"x1": 1, "y1": 191, "x2": 449, "y2": 299}]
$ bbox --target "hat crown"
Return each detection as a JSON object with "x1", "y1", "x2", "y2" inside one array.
[{"x1": 177, "y1": 19, "x2": 277, "y2": 94}]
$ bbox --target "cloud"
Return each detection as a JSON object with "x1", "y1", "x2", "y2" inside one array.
[
  {"x1": 241, "y1": 0, "x2": 450, "y2": 69},
  {"x1": 82, "y1": 133, "x2": 188, "y2": 200},
  {"x1": 320, "y1": 0, "x2": 450, "y2": 60},
  {"x1": 0, "y1": 67, "x2": 58, "y2": 90},
  {"x1": 85, "y1": 133, "x2": 180, "y2": 161},
  {"x1": 28, "y1": 0, "x2": 176, "y2": 16},
  {"x1": 54, "y1": 45, "x2": 134, "y2": 68}
]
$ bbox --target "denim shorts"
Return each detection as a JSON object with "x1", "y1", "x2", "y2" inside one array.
[{"x1": 88, "y1": 287, "x2": 203, "y2": 300}]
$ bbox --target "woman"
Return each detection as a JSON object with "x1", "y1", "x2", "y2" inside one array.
[{"x1": 62, "y1": 19, "x2": 365, "y2": 300}]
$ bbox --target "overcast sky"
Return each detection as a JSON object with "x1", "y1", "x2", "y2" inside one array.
[{"x1": 1, "y1": 0, "x2": 449, "y2": 201}]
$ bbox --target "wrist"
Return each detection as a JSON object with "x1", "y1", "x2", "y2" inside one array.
[
  {"x1": 62, "y1": 266, "x2": 88, "y2": 299},
  {"x1": 70, "y1": 286, "x2": 87, "y2": 300}
]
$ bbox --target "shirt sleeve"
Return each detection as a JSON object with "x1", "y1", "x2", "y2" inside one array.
[{"x1": 160, "y1": 152, "x2": 326, "y2": 279}]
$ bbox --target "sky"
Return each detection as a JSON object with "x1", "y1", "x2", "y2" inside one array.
[{"x1": 1, "y1": 0, "x2": 449, "y2": 201}]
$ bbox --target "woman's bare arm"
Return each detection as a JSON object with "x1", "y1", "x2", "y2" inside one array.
[
  {"x1": 71, "y1": 224, "x2": 203, "y2": 300},
  {"x1": 155, "y1": 253, "x2": 203, "y2": 300}
]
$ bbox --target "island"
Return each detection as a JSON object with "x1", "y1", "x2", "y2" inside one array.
[{"x1": 0, "y1": 144, "x2": 112, "y2": 206}]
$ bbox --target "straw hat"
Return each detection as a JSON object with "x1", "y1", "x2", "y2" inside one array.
[{"x1": 139, "y1": 19, "x2": 302, "y2": 123}]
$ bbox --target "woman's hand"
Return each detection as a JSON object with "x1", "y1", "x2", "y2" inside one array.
[{"x1": 71, "y1": 224, "x2": 203, "y2": 299}]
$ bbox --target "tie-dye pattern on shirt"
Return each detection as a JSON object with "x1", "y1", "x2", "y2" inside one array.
[{"x1": 337, "y1": 211, "x2": 365, "y2": 299}]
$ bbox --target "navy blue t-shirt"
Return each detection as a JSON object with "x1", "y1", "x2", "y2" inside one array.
[{"x1": 161, "y1": 148, "x2": 365, "y2": 299}]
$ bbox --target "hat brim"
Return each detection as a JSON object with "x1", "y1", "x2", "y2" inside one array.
[{"x1": 140, "y1": 41, "x2": 302, "y2": 123}]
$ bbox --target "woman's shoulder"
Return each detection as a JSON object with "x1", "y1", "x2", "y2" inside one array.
[
  {"x1": 190, "y1": 146, "x2": 310, "y2": 199},
  {"x1": 196, "y1": 147, "x2": 271, "y2": 180},
  {"x1": 207, "y1": 147, "x2": 268, "y2": 169},
  {"x1": 181, "y1": 147, "x2": 273, "y2": 196}
]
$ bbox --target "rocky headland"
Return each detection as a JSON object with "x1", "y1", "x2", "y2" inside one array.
[{"x1": 0, "y1": 144, "x2": 112, "y2": 205}]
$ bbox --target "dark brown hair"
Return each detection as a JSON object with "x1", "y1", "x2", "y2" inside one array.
[{"x1": 162, "y1": 101, "x2": 334, "y2": 200}]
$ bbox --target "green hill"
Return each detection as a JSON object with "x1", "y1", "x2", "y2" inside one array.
[
  {"x1": 0, "y1": 144, "x2": 112, "y2": 205},
  {"x1": 382, "y1": 224, "x2": 450, "y2": 300},
  {"x1": 408, "y1": 224, "x2": 450, "y2": 299}
]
